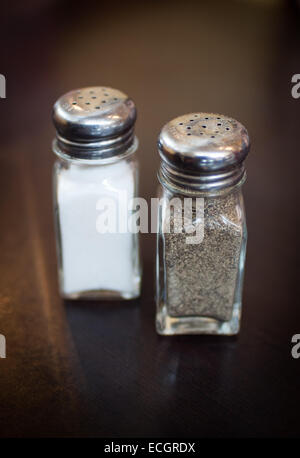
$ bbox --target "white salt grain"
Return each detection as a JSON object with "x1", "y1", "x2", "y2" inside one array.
[{"x1": 57, "y1": 159, "x2": 139, "y2": 298}]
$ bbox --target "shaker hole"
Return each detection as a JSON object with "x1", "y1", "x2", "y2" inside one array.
[
  {"x1": 202, "y1": 125, "x2": 207, "y2": 128},
  {"x1": 72, "y1": 102, "x2": 77, "y2": 105}
]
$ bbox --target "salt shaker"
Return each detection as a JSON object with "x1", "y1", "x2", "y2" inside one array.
[
  {"x1": 156, "y1": 113, "x2": 250, "y2": 335},
  {"x1": 52, "y1": 87, "x2": 141, "y2": 299}
]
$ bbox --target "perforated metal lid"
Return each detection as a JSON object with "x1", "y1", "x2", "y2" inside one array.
[
  {"x1": 52, "y1": 87, "x2": 137, "y2": 160},
  {"x1": 158, "y1": 113, "x2": 250, "y2": 191}
]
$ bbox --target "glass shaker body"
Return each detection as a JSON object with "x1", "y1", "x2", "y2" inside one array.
[
  {"x1": 53, "y1": 150, "x2": 141, "y2": 300},
  {"x1": 156, "y1": 182, "x2": 247, "y2": 335}
]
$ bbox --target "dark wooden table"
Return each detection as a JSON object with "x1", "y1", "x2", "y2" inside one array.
[{"x1": 0, "y1": 0, "x2": 299, "y2": 437}]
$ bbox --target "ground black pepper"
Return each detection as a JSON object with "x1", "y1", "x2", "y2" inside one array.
[{"x1": 163, "y1": 190, "x2": 245, "y2": 321}]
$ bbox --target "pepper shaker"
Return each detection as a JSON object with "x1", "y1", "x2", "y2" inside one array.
[
  {"x1": 156, "y1": 113, "x2": 250, "y2": 335},
  {"x1": 52, "y1": 87, "x2": 141, "y2": 299}
]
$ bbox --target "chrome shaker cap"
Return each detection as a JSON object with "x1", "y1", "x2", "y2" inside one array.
[
  {"x1": 52, "y1": 87, "x2": 137, "y2": 160},
  {"x1": 158, "y1": 113, "x2": 250, "y2": 191}
]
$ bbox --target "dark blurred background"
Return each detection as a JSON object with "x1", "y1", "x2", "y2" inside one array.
[{"x1": 0, "y1": 0, "x2": 299, "y2": 437}]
